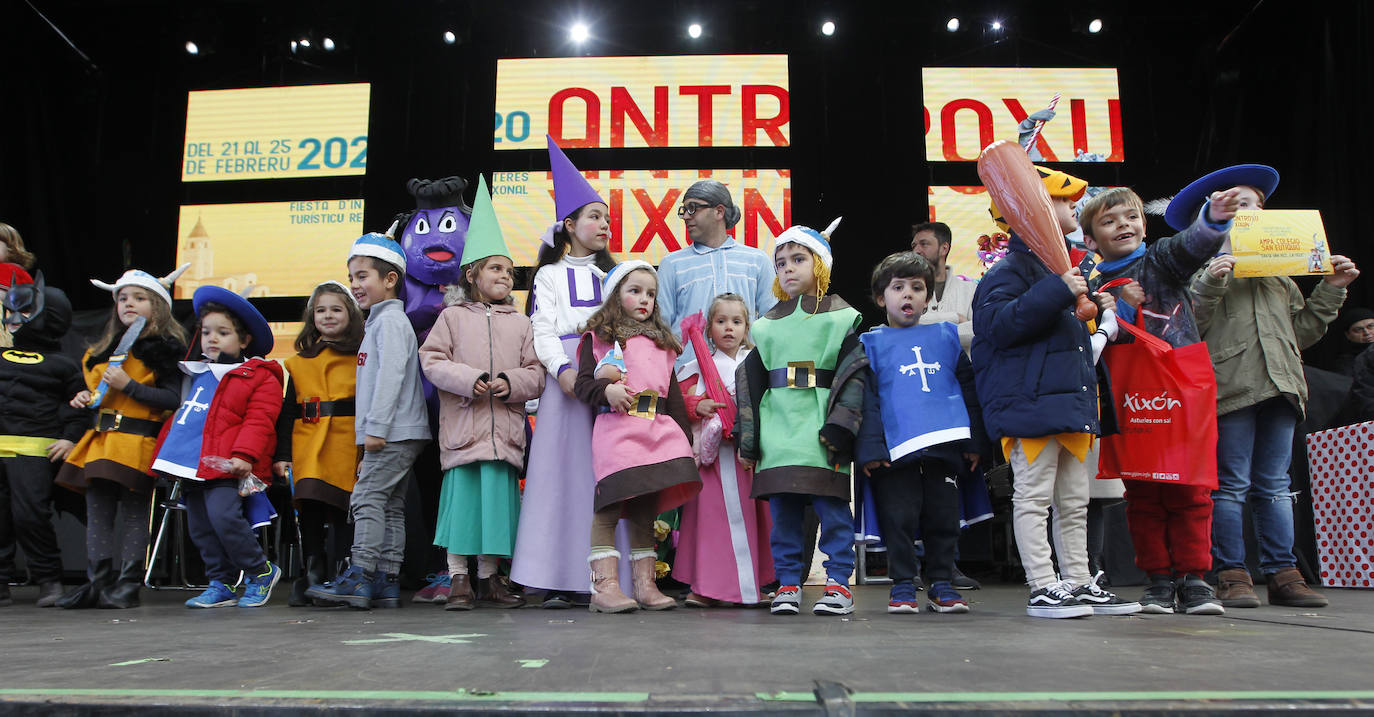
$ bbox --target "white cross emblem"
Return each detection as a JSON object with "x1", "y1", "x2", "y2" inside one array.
[
  {"x1": 176, "y1": 385, "x2": 210, "y2": 425},
  {"x1": 898, "y1": 346, "x2": 941, "y2": 393}
]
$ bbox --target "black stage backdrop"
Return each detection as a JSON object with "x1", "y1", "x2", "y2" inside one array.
[{"x1": 3, "y1": 0, "x2": 1371, "y2": 337}]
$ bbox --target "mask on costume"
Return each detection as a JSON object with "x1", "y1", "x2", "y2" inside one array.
[
  {"x1": 400, "y1": 176, "x2": 472, "y2": 286},
  {"x1": 3, "y1": 271, "x2": 46, "y2": 331},
  {"x1": 6, "y1": 278, "x2": 72, "y2": 352}
]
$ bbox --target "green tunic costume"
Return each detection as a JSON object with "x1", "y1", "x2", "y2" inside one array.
[{"x1": 736, "y1": 295, "x2": 867, "y2": 500}]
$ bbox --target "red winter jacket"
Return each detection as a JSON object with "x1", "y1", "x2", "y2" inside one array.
[{"x1": 152, "y1": 359, "x2": 284, "y2": 484}]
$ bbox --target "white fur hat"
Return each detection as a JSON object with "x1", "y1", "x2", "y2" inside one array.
[{"x1": 90, "y1": 263, "x2": 190, "y2": 307}]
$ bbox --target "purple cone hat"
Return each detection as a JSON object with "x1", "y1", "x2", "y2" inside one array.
[{"x1": 547, "y1": 134, "x2": 606, "y2": 224}]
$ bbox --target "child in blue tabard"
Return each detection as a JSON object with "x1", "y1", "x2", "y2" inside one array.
[{"x1": 856, "y1": 252, "x2": 989, "y2": 614}]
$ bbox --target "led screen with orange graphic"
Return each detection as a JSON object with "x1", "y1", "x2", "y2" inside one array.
[
  {"x1": 494, "y1": 55, "x2": 788, "y2": 150},
  {"x1": 490, "y1": 169, "x2": 789, "y2": 266},
  {"x1": 922, "y1": 68, "x2": 1123, "y2": 163}
]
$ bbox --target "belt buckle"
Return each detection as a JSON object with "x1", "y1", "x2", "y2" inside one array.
[
  {"x1": 302, "y1": 397, "x2": 322, "y2": 424},
  {"x1": 786, "y1": 361, "x2": 816, "y2": 389},
  {"x1": 95, "y1": 409, "x2": 122, "y2": 433},
  {"x1": 627, "y1": 390, "x2": 659, "y2": 420}
]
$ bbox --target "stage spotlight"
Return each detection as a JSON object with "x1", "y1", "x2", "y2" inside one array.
[
  {"x1": 991, "y1": 20, "x2": 1003, "y2": 31},
  {"x1": 570, "y1": 22, "x2": 589, "y2": 43},
  {"x1": 290, "y1": 40, "x2": 298, "y2": 53},
  {"x1": 443, "y1": 30, "x2": 457, "y2": 44},
  {"x1": 322, "y1": 37, "x2": 335, "y2": 51},
  {"x1": 821, "y1": 20, "x2": 835, "y2": 36},
  {"x1": 946, "y1": 17, "x2": 960, "y2": 31},
  {"x1": 185, "y1": 41, "x2": 199, "y2": 55},
  {"x1": 299, "y1": 37, "x2": 311, "y2": 48},
  {"x1": 687, "y1": 23, "x2": 702, "y2": 39},
  {"x1": 1088, "y1": 18, "x2": 1103, "y2": 33}
]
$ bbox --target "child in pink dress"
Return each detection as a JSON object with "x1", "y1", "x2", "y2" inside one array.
[{"x1": 674, "y1": 293, "x2": 775, "y2": 607}]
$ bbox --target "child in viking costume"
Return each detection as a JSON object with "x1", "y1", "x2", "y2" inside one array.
[
  {"x1": 272, "y1": 281, "x2": 365, "y2": 606},
  {"x1": 510, "y1": 136, "x2": 633, "y2": 608},
  {"x1": 572, "y1": 260, "x2": 701, "y2": 613},
  {"x1": 421, "y1": 177, "x2": 544, "y2": 611},
  {"x1": 736, "y1": 220, "x2": 867, "y2": 616},
  {"x1": 153, "y1": 287, "x2": 284, "y2": 608},
  {"x1": 0, "y1": 279, "x2": 87, "y2": 607},
  {"x1": 56, "y1": 266, "x2": 188, "y2": 609},
  {"x1": 856, "y1": 251, "x2": 989, "y2": 615},
  {"x1": 674, "y1": 293, "x2": 775, "y2": 607}
]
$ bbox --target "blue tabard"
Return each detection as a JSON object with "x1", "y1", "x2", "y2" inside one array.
[
  {"x1": 859, "y1": 322, "x2": 970, "y2": 461},
  {"x1": 151, "y1": 363, "x2": 226, "y2": 479}
]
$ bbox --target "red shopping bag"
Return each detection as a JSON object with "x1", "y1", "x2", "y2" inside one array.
[{"x1": 1097, "y1": 318, "x2": 1218, "y2": 489}]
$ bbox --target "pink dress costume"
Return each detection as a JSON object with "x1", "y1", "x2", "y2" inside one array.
[
  {"x1": 577, "y1": 333, "x2": 701, "y2": 513},
  {"x1": 675, "y1": 348, "x2": 775, "y2": 604}
]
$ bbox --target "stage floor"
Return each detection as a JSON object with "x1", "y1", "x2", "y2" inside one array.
[{"x1": 3, "y1": 582, "x2": 1373, "y2": 714}]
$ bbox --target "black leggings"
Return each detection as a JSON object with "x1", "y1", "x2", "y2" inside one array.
[
  {"x1": 297, "y1": 499, "x2": 351, "y2": 563},
  {"x1": 85, "y1": 479, "x2": 151, "y2": 563}
]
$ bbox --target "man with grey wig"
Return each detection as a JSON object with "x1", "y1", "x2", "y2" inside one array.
[{"x1": 657, "y1": 179, "x2": 777, "y2": 339}]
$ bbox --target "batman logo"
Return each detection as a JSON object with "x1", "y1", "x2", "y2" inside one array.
[{"x1": 2, "y1": 349, "x2": 45, "y2": 365}]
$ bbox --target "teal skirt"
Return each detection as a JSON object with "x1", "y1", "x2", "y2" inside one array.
[{"x1": 432, "y1": 461, "x2": 521, "y2": 556}]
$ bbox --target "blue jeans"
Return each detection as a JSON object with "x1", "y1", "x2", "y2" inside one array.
[
  {"x1": 1213, "y1": 397, "x2": 1298, "y2": 574},
  {"x1": 769, "y1": 493, "x2": 854, "y2": 585}
]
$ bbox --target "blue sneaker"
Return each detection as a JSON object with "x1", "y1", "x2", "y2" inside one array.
[
  {"x1": 186, "y1": 580, "x2": 237, "y2": 608},
  {"x1": 238, "y1": 562, "x2": 282, "y2": 608},
  {"x1": 372, "y1": 572, "x2": 401, "y2": 609},
  {"x1": 305, "y1": 565, "x2": 373, "y2": 609},
  {"x1": 888, "y1": 580, "x2": 919, "y2": 614},
  {"x1": 926, "y1": 580, "x2": 970, "y2": 613}
]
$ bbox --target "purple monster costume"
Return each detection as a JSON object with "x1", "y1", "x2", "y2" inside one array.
[{"x1": 397, "y1": 176, "x2": 471, "y2": 338}]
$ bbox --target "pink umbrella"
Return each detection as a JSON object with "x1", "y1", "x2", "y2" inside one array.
[{"x1": 680, "y1": 311, "x2": 736, "y2": 437}]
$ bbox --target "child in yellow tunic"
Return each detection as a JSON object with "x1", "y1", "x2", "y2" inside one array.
[
  {"x1": 272, "y1": 281, "x2": 365, "y2": 606},
  {"x1": 55, "y1": 266, "x2": 189, "y2": 609}
]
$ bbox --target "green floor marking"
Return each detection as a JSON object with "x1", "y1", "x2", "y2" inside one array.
[
  {"x1": 0, "y1": 688, "x2": 648, "y2": 703},
  {"x1": 757, "y1": 690, "x2": 1374, "y2": 703},
  {"x1": 340, "y1": 632, "x2": 486, "y2": 645},
  {"x1": 2, "y1": 688, "x2": 1373, "y2": 705}
]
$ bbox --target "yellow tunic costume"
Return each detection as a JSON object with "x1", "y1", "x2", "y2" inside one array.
[
  {"x1": 57, "y1": 352, "x2": 171, "y2": 495},
  {"x1": 282, "y1": 347, "x2": 359, "y2": 512}
]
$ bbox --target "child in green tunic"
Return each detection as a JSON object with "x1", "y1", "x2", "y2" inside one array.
[{"x1": 737, "y1": 220, "x2": 867, "y2": 616}]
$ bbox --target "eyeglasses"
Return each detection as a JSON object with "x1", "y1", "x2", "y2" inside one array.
[{"x1": 677, "y1": 202, "x2": 715, "y2": 218}]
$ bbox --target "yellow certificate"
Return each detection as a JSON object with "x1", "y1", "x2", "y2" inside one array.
[{"x1": 1229, "y1": 210, "x2": 1332, "y2": 278}]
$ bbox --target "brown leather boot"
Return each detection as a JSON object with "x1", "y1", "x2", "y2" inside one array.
[
  {"x1": 1216, "y1": 568, "x2": 1260, "y2": 608},
  {"x1": 478, "y1": 575, "x2": 525, "y2": 608},
  {"x1": 1267, "y1": 567, "x2": 1328, "y2": 608},
  {"x1": 588, "y1": 552, "x2": 637, "y2": 613},
  {"x1": 444, "y1": 574, "x2": 475, "y2": 611},
  {"x1": 631, "y1": 553, "x2": 676, "y2": 610}
]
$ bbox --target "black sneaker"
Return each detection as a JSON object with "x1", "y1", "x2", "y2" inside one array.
[
  {"x1": 1070, "y1": 571, "x2": 1141, "y2": 615},
  {"x1": 1176, "y1": 575, "x2": 1224, "y2": 615},
  {"x1": 950, "y1": 565, "x2": 981, "y2": 591},
  {"x1": 1026, "y1": 581, "x2": 1093, "y2": 619},
  {"x1": 1138, "y1": 574, "x2": 1175, "y2": 614},
  {"x1": 541, "y1": 590, "x2": 573, "y2": 609}
]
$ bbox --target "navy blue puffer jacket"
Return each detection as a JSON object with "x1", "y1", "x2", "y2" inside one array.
[{"x1": 971, "y1": 233, "x2": 1117, "y2": 442}]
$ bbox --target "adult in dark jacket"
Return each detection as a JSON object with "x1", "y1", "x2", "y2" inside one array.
[{"x1": 0, "y1": 282, "x2": 87, "y2": 607}]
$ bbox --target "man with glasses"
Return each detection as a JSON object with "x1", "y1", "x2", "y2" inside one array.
[{"x1": 657, "y1": 179, "x2": 777, "y2": 339}]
